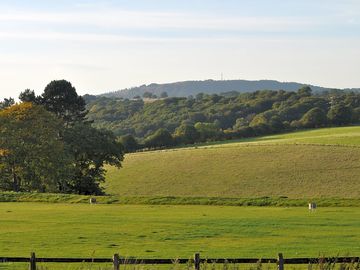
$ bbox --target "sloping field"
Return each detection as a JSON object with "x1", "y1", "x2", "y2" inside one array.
[
  {"x1": 195, "y1": 126, "x2": 360, "y2": 148},
  {"x1": 104, "y1": 126, "x2": 360, "y2": 198},
  {"x1": 239, "y1": 126, "x2": 360, "y2": 146}
]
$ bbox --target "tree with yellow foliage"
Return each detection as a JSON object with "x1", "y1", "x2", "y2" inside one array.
[{"x1": 0, "y1": 103, "x2": 71, "y2": 192}]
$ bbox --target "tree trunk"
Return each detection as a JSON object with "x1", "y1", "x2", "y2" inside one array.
[{"x1": 12, "y1": 164, "x2": 19, "y2": 192}]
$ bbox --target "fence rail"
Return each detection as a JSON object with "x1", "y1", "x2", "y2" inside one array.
[{"x1": 0, "y1": 253, "x2": 359, "y2": 270}]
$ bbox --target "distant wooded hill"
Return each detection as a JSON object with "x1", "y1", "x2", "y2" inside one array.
[
  {"x1": 85, "y1": 86, "x2": 360, "y2": 152},
  {"x1": 100, "y1": 79, "x2": 360, "y2": 99}
]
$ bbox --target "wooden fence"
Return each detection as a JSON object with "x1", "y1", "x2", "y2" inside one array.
[{"x1": 0, "y1": 253, "x2": 359, "y2": 270}]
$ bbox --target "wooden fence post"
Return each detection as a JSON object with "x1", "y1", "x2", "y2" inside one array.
[
  {"x1": 278, "y1": 253, "x2": 284, "y2": 270},
  {"x1": 194, "y1": 253, "x2": 200, "y2": 270},
  {"x1": 29, "y1": 252, "x2": 36, "y2": 270},
  {"x1": 113, "y1": 253, "x2": 120, "y2": 270}
]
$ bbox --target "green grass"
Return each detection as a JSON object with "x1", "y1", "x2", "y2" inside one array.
[
  {"x1": 3, "y1": 127, "x2": 360, "y2": 270},
  {"x1": 197, "y1": 126, "x2": 360, "y2": 147},
  {"x1": 0, "y1": 203, "x2": 359, "y2": 260},
  {"x1": 0, "y1": 191, "x2": 119, "y2": 204},
  {"x1": 3, "y1": 126, "x2": 360, "y2": 202},
  {"x1": 0, "y1": 262, "x2": 346, "y2": 270},
  {"x1": 105, "y1": 143, "x2": 360, "y2": 198},
  {"x1": 251, "y1": 126, "x2": 360, "y2": 146},
  {"x1": 3, "y1": 192, "x2": 360, "y2": 207}
]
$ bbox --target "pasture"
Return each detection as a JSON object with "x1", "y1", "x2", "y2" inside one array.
[
  {"x1": 104, "y1": 127, "x2": 360, "y2": 198},
  {"x1": 245, "y1": 126, "x2": 360, "y2": 146},
  {"x1": 206, "y1": 126, "x2": 360, "y2": 147},
  {"x1": 1, "y1": 127, "x2": 360, "y2": 269},
  {"x1": 1, "y1": 203, "x2": 360, "y2": 259}
]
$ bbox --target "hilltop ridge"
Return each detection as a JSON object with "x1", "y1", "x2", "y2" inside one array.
[{"x1": 100, "y1": 79, "x2": 360, "y2": 99}]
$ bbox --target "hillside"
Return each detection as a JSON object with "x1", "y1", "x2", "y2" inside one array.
[
  {"x1": 104, "y1": 126, "x2": 360, "y2": 198},
  {"x1": 87, "y1": 87, "x2": 360, "y2": 149},
  {"x1": 86, "y1": 88, "x2": 360, "y2": 141},
  {"x1": 100, "y1": 79, "x2": 359, "y2": 99}
]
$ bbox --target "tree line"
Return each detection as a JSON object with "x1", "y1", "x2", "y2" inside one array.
[
  {"x1": 0, "y1": 80, "x2": 124, "y2": 195},
  {"x1": 85, "y1": 86, "x2": 360, "y2": 152}
]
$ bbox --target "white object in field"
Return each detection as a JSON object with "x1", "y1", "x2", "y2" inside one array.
[
  {"x1": 308, "y1": 202, "x2": 317, "y2": 210},
  {"x1": 90, "y1": 197, "x2": 97, "y2": 204}
]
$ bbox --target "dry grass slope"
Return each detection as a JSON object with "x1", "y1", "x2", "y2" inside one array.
[{"x1": 104, "y1": 126, "x2": 360, "y2": 198}]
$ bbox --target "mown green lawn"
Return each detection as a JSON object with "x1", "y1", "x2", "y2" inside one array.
[{"x1": 0, "y1": 203, "x2": 359, "y2": 259}]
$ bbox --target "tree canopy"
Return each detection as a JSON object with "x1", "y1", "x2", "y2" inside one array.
[
  {"x1": 145, "y1": 128, "x2": 173, "y2": 148},
  {"x1": 0, "y1": 103, "x2": 70, "y2": 192},
  {"x1": 327, "y1": 103, "x2": 352, "y2": 125},
  {"x1": 62, "y1": 123, "x2": 123, "y2": 194},
  {"x1": 118, "y1": 134, "x2": 139, "y2": 153},
  {"x1": 300, "y1": 107, "x2": 327, "y2": 128},
  {"x1": 1, "y1": 80, "x2": 124, "y2": 194},
  {"x1": 0, "y1": 97, "x2": 15, "y2": 110},
  {"x1": 85, "y1": 87, "x2": 360, "y2": 150}
]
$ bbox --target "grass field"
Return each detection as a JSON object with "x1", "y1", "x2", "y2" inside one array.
[
  {"x1": 2, "y1": 127, "x2": 360, "y2": 269},
  {"x1": 0, "y1": 203, "x2": 359, "y2": 260},
  {"x1": 3, "y1": 191, "x2": 360, "y2": 207},
  {"x1": 253, "y1": 126, "x2": 360, "y2": 146},
  {"x1": 204, "y1": 126, "x2": 360, "y2": 147},
  {"x1": 104, "y1": 126, "x2": 360, "y2": 198}
]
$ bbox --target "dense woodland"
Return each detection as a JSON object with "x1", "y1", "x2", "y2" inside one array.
[
  {"x1": 0, "y1": 80, "x2": 124, "y2": 195},
  {"x1": 85, "y1": 87, "x2": 360, "y2": 152}
]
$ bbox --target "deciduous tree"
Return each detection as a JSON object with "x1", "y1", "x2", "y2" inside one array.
[
  {"x1": 145, "y1": 128, "x2": 173, "y2": 148},
  {"x1": 118, "y1": 134, "x2": 139, "y2": 153},
  {"x1": 62, "y1": 123, "x2": 124, "y2": 194},
  {"x1": 300, "y1": 107, "x2": 327, "y2": 128},
  {"x1": 0, "y1": 98, "x2": 15, "y2": 109},
  {"x1": 327, "y1": 103, "x2": 352, "y2": 125},
  {"x1": 0, "y1": 103, "x2": 70, "y2": 192},
  {"x1": 41, "y1": 80, "x2": 87, "y2": 125}
]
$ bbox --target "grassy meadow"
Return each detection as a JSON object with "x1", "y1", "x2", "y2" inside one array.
[
  {"x1": 104, "y1": 126, "x2": 360, "y2": 198},
  {"x1": 253, "y1": 126, "x2": 360, "y2": 146},
  {"x1": 204, "y1": 126, "x2": 360, "y2": 147},
  {"x1": 0, "y1": 203, "x2": 360, "y2": 259},
  {"x1": 2, "y1": 127, "x2": 360, "y2": 269}
]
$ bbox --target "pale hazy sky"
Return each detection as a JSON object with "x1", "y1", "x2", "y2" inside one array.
[{"x1": 1, "y1": 0, "x2": 360, "y2": 99}]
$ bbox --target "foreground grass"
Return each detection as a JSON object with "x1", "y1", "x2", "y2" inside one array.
[
  {"x1": 0, "y1": 203, "x2": 359, "y2": 259},
  {"x1": 3, "y1": 262, "x2": 356, "y2": 270},
  {"x1": 2, "y1": 261, "x2": 359, "y2": 270}
]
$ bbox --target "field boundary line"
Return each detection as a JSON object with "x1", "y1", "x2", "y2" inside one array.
[{"x1": 2, "y1": 253, "x2": 360, "y2": 270}]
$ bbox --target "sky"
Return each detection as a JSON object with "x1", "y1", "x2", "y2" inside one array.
[{"x1": 0, "y1": 0, "x2": 360, "y2": 99}]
